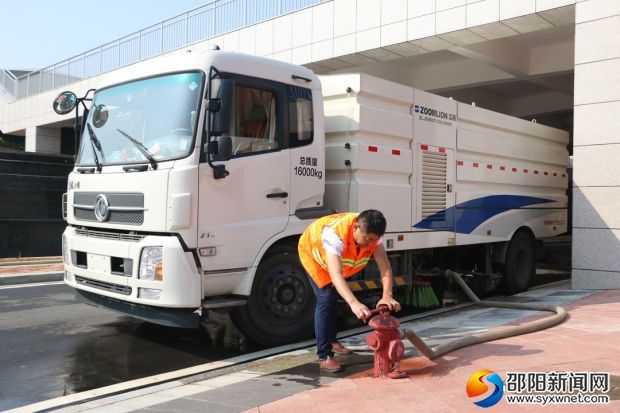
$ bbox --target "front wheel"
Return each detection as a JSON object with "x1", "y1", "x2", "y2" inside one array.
[
  {"x1": 231, "y1": 246, "x2": 315, "y2": 346},
  {"x1": 503, "y1": 230, "x2": 536, "y2": 294}
]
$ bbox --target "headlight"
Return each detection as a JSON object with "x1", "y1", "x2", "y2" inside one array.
[
  {"x1": 62, "y1": 234, "x2": 70, "y2": 265},
  {"x1": 139, "y1": 246, "x2": 163, "y2": 281}
]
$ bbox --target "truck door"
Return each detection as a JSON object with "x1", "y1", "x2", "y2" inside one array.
[{"x1": 198, "y1": 76, "x2": 290, "y2": 271}]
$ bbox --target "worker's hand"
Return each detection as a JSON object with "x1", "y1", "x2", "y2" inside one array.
[
  {"x1": 350, "y1": 301, "x2": 372, "y2": 321},
  {"x1": 377, "y1": 296, "x2": 401, "y2": 312}
]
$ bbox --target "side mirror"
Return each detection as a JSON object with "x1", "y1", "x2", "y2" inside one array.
[
  {"x1": 53, "y1": 91, "x2": 78, "y2": 115},
  {"x1": 210, "y1": 79, "x2": 234, "y2": 135},
  {"x1": 205, "y1": 136, "x2": 232, "y2": 162}
]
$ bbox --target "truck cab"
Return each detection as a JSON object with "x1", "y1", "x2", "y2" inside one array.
[{"x1": 62, "y1": 51, "x2": 325, "y2": 340}]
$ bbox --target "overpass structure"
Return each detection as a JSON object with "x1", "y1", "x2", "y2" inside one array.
[{"x1": 1, "y1": 0, "x2": 618, "y2": 290}]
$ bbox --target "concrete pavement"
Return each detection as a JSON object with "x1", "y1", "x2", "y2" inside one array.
[{"x1": 10, "y1": 280, "x2": 618, "y2": 413}]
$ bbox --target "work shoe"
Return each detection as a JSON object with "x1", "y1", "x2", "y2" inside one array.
[
  {"x1": 332, "y1": 341, "x2": 353, "y2": 355},
  {"x1": 319, "y1": 356, "x2": 345, "y2": 373}
]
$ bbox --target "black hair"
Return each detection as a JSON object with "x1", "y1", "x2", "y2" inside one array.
[{"x1": 357, "y1": 209, "x2": 386, "y2": 236}]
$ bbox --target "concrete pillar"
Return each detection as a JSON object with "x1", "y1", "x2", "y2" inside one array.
[
  {"x1": 572, "y1": 0, "x2": 620, "y2": 289},
  {"x1": 25, "y1": 126, "x2": 61, "y2": 154}
]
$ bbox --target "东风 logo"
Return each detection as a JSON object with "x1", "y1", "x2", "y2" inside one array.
[{"x1": 94, "y1": 194, "x2": 110, "y2": 222}]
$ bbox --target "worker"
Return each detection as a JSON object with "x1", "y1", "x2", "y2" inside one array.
[{"x1": 298, "y1": 210, "x2": 401, "y2": 373}]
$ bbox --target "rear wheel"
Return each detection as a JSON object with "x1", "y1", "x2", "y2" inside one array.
[
  {"x1": 503, "y1": 230, "x2": 536, "y2": 294},
  {"x1": 231, "y1": 245, "x2": 315, "y2": 346}
]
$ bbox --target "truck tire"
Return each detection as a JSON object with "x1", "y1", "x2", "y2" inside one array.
[
  {"x1": 503, "y1": 230, "x2": 536, "y2": 294},
  {"x1": 231, "y1": 245, "x2": 315, "y2": 346}
]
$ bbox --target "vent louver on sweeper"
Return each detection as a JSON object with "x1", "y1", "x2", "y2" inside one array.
[{"x1": 421, "y1": 148, "x2": 447, "y2": 220}]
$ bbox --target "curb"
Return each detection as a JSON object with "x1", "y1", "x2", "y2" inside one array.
[
  {"x1": 0, "y1": 272, "x2": 64, "y2": 286},
  {"x1": 0, "y1": 260, "x2": 62, "y2": 267}
]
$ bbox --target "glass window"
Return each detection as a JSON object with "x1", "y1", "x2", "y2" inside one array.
[
  {"x1": 288, "y1": 86, "x2": 313, "y2": 147},
  {"x1": 229, "y1": 85, "x2": 278, "y2": 156},
  {"x1": 77, "y1": 72, "x2": 203, "y2": 166}
]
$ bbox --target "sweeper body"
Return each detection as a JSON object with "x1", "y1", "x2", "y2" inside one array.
[{"x1": 59, "y1": 50, "x2": 569, "y2": 346}]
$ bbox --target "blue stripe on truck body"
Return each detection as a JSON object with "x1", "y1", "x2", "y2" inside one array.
[{"x1": 413, "y1": 195, "x2": 554, "y2": 234}]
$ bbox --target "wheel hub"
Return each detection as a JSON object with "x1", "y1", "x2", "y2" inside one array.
[
  {"x1": 260, "y1": 266, "x2": 309, "y2": 319},
  {"x1": 278, "y1": 285, "x2": 295, "y2": 304}
]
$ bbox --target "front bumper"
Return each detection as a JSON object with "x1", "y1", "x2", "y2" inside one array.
[
  {"x1": 74, "y1": 289, "x2": 199, "y2": 328},
  {"x1": 63, "y1": 226, "x2": 201, "y2": 309}
]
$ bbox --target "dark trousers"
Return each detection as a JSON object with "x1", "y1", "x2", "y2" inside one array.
[{"x1": 308, "y1": 275, "x2": 337, "y2": 360}]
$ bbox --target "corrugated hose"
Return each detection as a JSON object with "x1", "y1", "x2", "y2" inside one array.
[{"x1": 401, "y1": 270, "x2": 567, "y2": 359}]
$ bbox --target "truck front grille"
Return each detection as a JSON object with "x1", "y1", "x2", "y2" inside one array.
[
  {"x1": 74, "y1": 208, "x2": 144, "y2": 225},
  {"x1": 76, "y1": 276, "x2": 132, "y2": 295},
  {"x1": 75, "y1": 228, "x2": 145, "y2": 242},
  {"x1": 73, "y1": 192, "x2": 144, "y2": 225}
]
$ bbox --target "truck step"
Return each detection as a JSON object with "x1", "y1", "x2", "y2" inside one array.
[
  {"x1": 203, "y1": 298, "x2": 248, "y2": 309},
  {"x1": 348, "y1": 275, "x2": 412, "y2": 292}
]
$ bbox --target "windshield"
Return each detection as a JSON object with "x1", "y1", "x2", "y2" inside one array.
[{"x1": 76, "y1": 71, "x2": 203, "y2": 166}]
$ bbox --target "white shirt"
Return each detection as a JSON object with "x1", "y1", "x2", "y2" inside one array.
[{"x1": 321, "y1": 226, "x2": 383, "y2": 257}]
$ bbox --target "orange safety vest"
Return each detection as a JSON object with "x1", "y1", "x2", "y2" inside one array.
[{"x1": 298, "y1": 212, "x2": 379, "y2": 288}]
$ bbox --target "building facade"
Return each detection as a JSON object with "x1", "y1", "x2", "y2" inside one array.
[{"x1": 0, "y1": 0, "x2": 617, "y2": 288}]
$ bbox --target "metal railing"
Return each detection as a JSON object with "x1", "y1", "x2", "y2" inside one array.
[
  {"x1": 0, "y1": 69, "x2": 17, "y2": 99},
  {"x1": 1, "y1": 0, "x2": 328, "y2": 102}
]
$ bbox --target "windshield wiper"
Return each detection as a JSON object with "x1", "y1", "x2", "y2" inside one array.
[
  {"x1": 116, "y1": 128, "x2": 158, "y2": 170},
  {"x1": 86, "y1": 123, "x2": 104, "y2": 173}
]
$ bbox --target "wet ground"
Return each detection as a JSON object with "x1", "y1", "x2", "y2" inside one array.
[
  {"x1": 0, "y1": 238, "x2": 570, "y2": 411},
  {"x1": 0, "y1": 283, "x2": 249, "y2": 411},
  {"x1": 0, "y1": 269, "x2": 570, "y2": 411}
]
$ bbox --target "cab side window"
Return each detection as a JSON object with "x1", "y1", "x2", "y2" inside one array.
[
  {"x1": 288, "y1": 86, "x2": 313, "y2": 148},
  {"x1": 230, "y1": 85, "x2": 278, "y2": 156}
]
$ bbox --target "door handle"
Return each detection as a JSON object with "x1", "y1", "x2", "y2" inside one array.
[{"x1": 266, "y1": 192, "x2": 288, "y2": 198}]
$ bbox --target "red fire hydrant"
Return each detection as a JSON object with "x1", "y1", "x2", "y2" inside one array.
[{"x1": 366, "y1": 305, "x2": 407, "y2": 379}]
